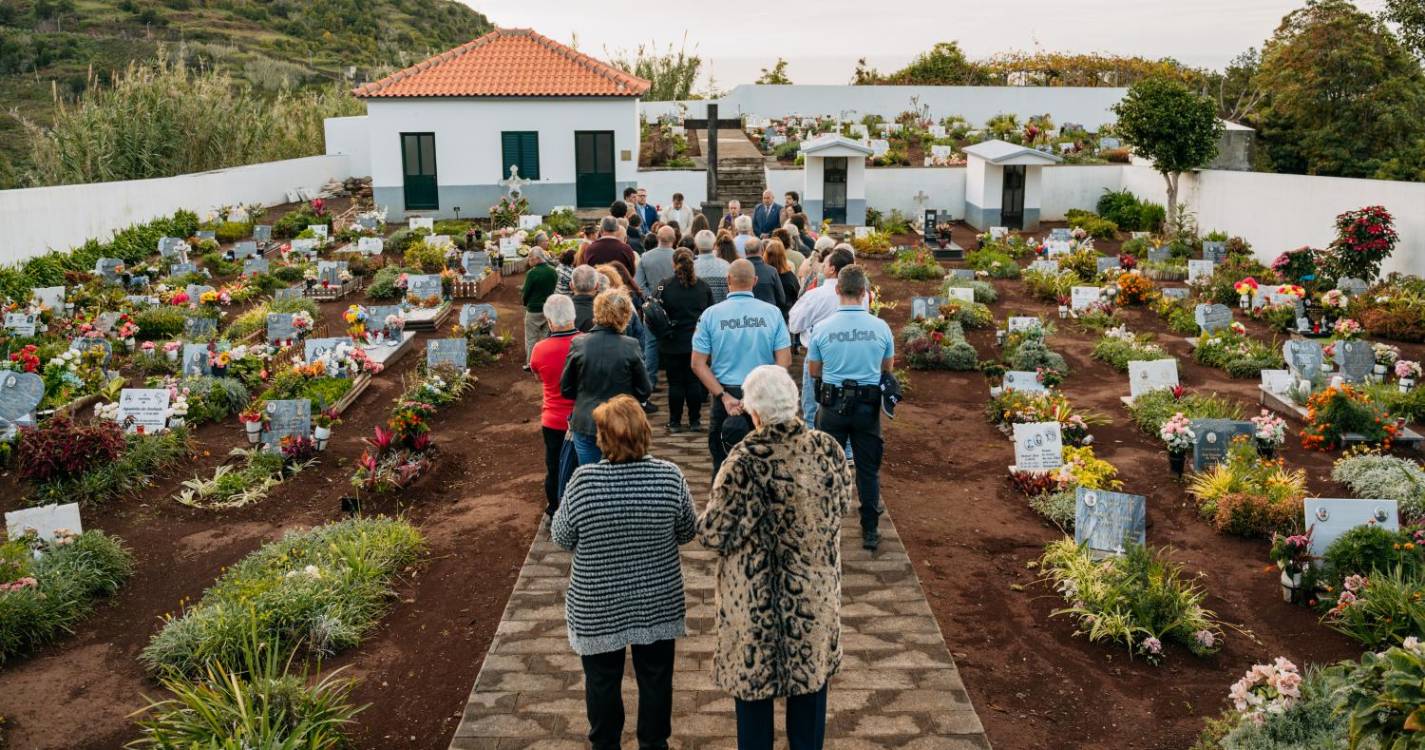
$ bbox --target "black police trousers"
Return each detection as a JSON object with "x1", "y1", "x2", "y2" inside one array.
[{"x1": 815, "y1": 398, "x2": 882, "y2": 534}]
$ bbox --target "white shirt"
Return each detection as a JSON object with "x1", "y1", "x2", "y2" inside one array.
[
  {"x1": 788, "y1": 277, "x2": 869, "y2": 337},
  {"x1": 660, "y1": 204, "x2": 693, "y2": 230}
]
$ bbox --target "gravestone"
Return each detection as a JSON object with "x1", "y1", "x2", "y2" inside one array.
[
  {"x1": 519, "y1": 215, "x2": 542, "y2": 230},
  {"x1": 125, "y1": 295, "x2": 158, "y2": 308},
  {"x1": 923, "y1": 209, "x2": 938, "y2": 235},
  {"x1": 1194, "y1": 304, "x2": 1232, "y2": 334},
  {"x1": 1028, "y1": 260, "x2": 1058, "y2": 273},
  {"x1": 1202, "y1": 241, "x2": 1227, "y2": 263},
  {"x1": 1096, "y1": 257, "x2": 1121, "y2": 275},
  {"x1": 426, "y1": 338, "x2": 468, "y2": 371},
  {"x1": 263, "y1": 399, "x2": 312, "y2": 448},
  {"x1": 459, "y1": 304, "x2": 497, "y2": 332},
  {"x1": 1191, "y1": 419, "x2": 1254, "y2": 471},
  {"x1": 95, "y1": 258, "x2": 124, "y2": 284},
  {"x1": 1336, "y1": 340, "x2": 1374, "y2": 383},
  {"x1": 308, "y1": 224, "x2": 329, "y2": 242},
  {"x1": 428, "y1": 234, "x2": 454, "y2": 251},
  {"x1": 127, "y1": 274, "x2": 149, "y2": 289},
  {"x1": 267, "y1": 313, "x2": 297, "y2": 345},
  {"x1": 1303, "y1": 498, "x2": 1399, "y2": 559},
  {"x1": 462, "y1": 250, "x2": 491, "y2": 278},
  {"x1": 317, "y1": 260, "x2": 348, "y2": 285},
  {"x1": 116, "y1": 388, "x2": 170, "y2": 434},
  {"x1": 1003, "y1": 371, "x2": 1047, "y2": 393},
  {"x1": 69, "y1": 337, "x2": 112, "y2": 367},
  {"x1": 1146, "y1": 245, "x2": 1171, "y2": 263},
  {"x1": 1260, "y1": 369, "x2": 1293, "y2": 395},
  {"x1": 274, "y1": 287, "x2": 303, "y2": 302},
  {"x1": 929, "y1": 124, "x2": 947, "y2": 138},
  {"x1": 368, "y1": 305, "x2": 407, "y2": 335},
  {"x1": 1045, "y1": 240, "x2": 1072, "y2": 257},
  {"x1": 253, "y1": 225, "x2": 272, "y2": 243},
  {"x1": 407, "y1": 274, "x2": 444, "y2": 304},
  {"x1": 355, "y1": 215, "x2": 380, "y2": 232},
  {"x1": 4, "y1": 312, "x2": 37, "y2": 338},
  {"x1": 0, "y1": 372, "x2": 44, "y2": 422},
  {"x1": 304, "y1": 337, "x2": 353, "y2": 364},
  {"x1": 1013, "y1": 422, "x2": 1064, "y2": 471},
  {"x1": 184, "y1": 316, "x2": 217, "y2": 340},
  {"x1": 94, "y1": 312, "x2": 121, "y2": 335},
  {"x1": 196, "y1": 230, "x2": 216, "y2": 242},
  {"x1": 1075, "y1": 487, "x2": 1147, "y2": 557},
  {"x1": 1187, "y1": 259, "x2": 1215, "y2": 283},
  {"x1": 33, "y1": 286, "x2": 65, "y2": 310},
  {"x1": 1007, "y1": 316, "x2": 1041, "y2": 333},
  {"x1": 358, "y1": 237, "x2": 384, "y2": 255},
  {"x1": 243, "y1": 258, "x2": 269, "y2": 275},
  {"x1": 1284, "y1": 339, "x2": 1324, "y2": 382},
  {"x1": 1099, "y1": 137, "x2": 1121, "y2": 150},
  {"x1": 1128, "y1": 358, "x2": 1179, "y2": 398},
  {"x1": 498, "y1": 237, "x2": 521, "y2": 259},
  {"x1": 1049, "y1": 228, "x2": 1072, "y2": 241},
  {"x1": 869, "y1": 139, "x2": 890, "y2": 157},
  {"x1": 1336, "y1": 277, "x2": 1368, "y2": 296},
  {"x1": 910, "y1": 297, "x2": 946, "y2": 320},
  {"x1": 170, "y1": 262, "x2": 198, "y2": 277},
  {"x1": 930, "y1": 145, "x2": 954, "y2": 161},
  {"x1": 233, "y1": 241, "x2": 258, "y2": 260},
  {"x1": 181, "y1": 344, "x2": 210, "y2": 376},
  {"x1": 989, "y1": 226, "x2": 1008, "y2": 239},
  {"x1": 409, "y1": 217, "x2": 434, "y2": 232},
  {"x1": 290, "y1": 238, "x2": 318, "y2": 257},
  {"x1": 1161, "y1": 287, "x2": 1190, "y2": 300},
  {"x1": 1070, "y1": 286, "x2": 1101, "y2": 311},
  {"x1": 4, "y1": 502, "x2": 83, "y2": 542},
  {"x1": 948, "y1": 269, "x2": 976, "y2": 280},
  {"x1": 186, "y1": 284, "x2": 215, "y2": 303},
  {"x1": 944, "y1": 287, "x2": 975, "y2": 303},
  {"x1": 158, "y1": 237, "x2": 187, "y2": 260}
]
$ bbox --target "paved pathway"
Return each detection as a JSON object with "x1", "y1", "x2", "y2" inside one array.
[{"x1": 449, "y1": 394, "x2": 991, "y2": 749}]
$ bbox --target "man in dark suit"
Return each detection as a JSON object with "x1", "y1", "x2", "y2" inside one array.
[{"x1": 752, "y1": 189, "x2": 781, "y2": 238}]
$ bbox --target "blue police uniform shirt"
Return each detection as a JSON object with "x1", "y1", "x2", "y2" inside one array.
[
  {"x1": 691, "y1": 291, "x2": 791, "y2": 386},
  {"x1": 806, "y1": 305, "x2": 894, "y2": 387}
]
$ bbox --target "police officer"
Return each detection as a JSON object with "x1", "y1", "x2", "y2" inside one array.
[
  {"x1": 691, "y1": 259, "x2": 792, "y2": 474},
  {"x1": 806, "y1": 264, "x2": 894, "y2": 550}
]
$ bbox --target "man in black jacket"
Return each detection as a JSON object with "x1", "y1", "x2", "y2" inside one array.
[
  {"x1": 743, "y1": 239, "x2": 787, "y2": 310},
  {"x1": 570, "y1": 266, "x2": 600, "y2": 333}
]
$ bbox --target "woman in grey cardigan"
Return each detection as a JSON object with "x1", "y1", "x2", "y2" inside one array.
[
  {"x1": 552, "y1": 394, "x2": 697, "y2": 750},
  {"x1": 698, "y1": 365, "x2": 854, "y2": 750}
]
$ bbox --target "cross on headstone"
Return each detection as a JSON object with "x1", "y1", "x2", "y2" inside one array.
[
  {"x1": 500, "y1": 165, "x2": 531, "y2": 198},
  {"x1": 912, "y1": 191, "x2": 931, "y2": 229}
]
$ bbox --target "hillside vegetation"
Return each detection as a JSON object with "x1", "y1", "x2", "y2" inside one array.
[{"x1": 0, "y1": 0, "x2": 493, "y2": 187}]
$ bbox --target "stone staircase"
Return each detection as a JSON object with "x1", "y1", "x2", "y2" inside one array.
[{"x1": 716, "y1": 157, "x2": 767, "y2": 212}]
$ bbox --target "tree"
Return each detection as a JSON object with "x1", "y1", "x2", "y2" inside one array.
[
  {"x1": 981, "y1": 51, "x2": 1207, "y2": 88},
  {"x1": 607, "y1": 37, "x2": 702, "y2": 101},
  {"x1": 756, "y1": 58, "x2": 792, "y2": 85},
  {"x1": 1251, "y1": 0, "x2": 1425, "y2": 179},
  {"x1": 857, "y1": 42, "x2": 988, "y2": 85},
  {"x1": 1112, "y1": 77, "x2": 1223, "y2": 232},
  {"x1": 1208, "y1": 48, "x2": 1265, "y2": 122},
  {"x1": 1384, "y1": 0, "x2": 1425, "y2": 60},
  {"x1": 850, "y1": 57, "x2": 881, "y2": 85}
]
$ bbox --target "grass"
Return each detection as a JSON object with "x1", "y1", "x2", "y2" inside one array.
[
  {"x1": 140, "y1": 517, "x2": 424, "y2": 676},
  {"x1": 0, "y1": 530, "x2": 134, "y2": 665}
]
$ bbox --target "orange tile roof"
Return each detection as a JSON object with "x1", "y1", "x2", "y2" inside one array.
[{"x1": 353, "y1": 28, "x2": 650, "y2": 99}]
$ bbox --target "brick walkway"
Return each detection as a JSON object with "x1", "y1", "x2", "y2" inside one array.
[{"x1": 448, "y1": 396, "x2": 991, "y2": 749}]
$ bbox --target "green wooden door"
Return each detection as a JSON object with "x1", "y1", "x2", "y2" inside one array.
[
  {"x1": 401, "y1": 132, "x2": 438, "y2": 211},
  {"x1": 575, "y1": 131, "x2": 615, "y2": 208}
]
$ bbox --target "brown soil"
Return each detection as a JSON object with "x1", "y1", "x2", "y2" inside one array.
[
  {"x1": 0, "y1": 214, "x2": 544, "y2": 749},
  {"x1": 873, "y1": 223, "x2": 1376, "y2": 750}
]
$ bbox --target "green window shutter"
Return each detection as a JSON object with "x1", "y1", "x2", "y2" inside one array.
[
  {"x1": 500, "y1": 132, "x2": 519, "y2": 181},
  {"x1": 500, "y1": 131, "x2": 540, "y2": 181},
  {"x1": 519, "y1": 132, "x2": 540, "y2": 180}
]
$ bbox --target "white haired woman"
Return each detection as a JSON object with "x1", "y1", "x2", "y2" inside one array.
[{"x1": 697, "y1": 364, "x2": 854, "y2": 750}]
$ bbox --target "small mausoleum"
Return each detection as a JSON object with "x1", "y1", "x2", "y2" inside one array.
[
  {"x1": 798, "y1": 135, "x2": 873, "y2": 227},
  {"x1": 352, "y1": 28, "x2": 650, "y2": 220},
  {"x1": 962, "y1": 139, "x2": 1062, "y2": 232}
]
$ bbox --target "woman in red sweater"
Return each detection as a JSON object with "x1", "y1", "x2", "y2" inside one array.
[{"x1": 528, "y1": 294, "x2": 581, "y2": 516}]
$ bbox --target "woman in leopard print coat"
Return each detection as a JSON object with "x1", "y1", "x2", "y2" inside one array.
[{"x1": 697, "y1": 365, "x2": 854, "y2": 749}]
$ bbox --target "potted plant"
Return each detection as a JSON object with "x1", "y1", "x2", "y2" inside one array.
[
  {"x1": 164, "y1": 341, "x2": 181, "y2": 363},
  {"x1": 1397, "y1": 360, "x2": 1420, "y2": 392},
  {"x1": 1235, "y1": 277, "x2": 1258, "y2": 309},
  {"x1": 239, "y1": 406, "x2": 266, "y2": 445},
  {"x1": 1056, "y1": 295, "x2": 1070, "y2": 319},
  {"x1": 1251, "y1": 410, "x2": 1287, "y2": 459},
  {"x1": 1268, "y1": 529, "x2": 1313, "y2": 604},
  {"x1": 1372, "y1": 343, "x2": 1399, "y2": 382},
  {"x1": 1159, "y1": 412, "x2": 1195, "y2": 477},
  {"x1": 313, "y1": 409, "x2": 341, "y2": 451}
]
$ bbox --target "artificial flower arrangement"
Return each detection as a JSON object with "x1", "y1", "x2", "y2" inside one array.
[
  {"x1": 290, "y1": 310, "x2": 314, "y2": 336},
  {"x1": 343, "y1": 305, "x2": 369, "y2": 343},
  {"x1": 351, "y1": 364, "x2": 471, "y2": 494},
  {"x1": 302, "y1": 342, "x2": 384, "y2": 380},
  {"x1": 1321, "y1": 288, "x2": 1348, "y2": 310},
  {"x1": 1250, "y1": 410, "x2": 1288, "y2": 455},
  {"x1": 1114, "y1": 271, "x2": 1155, "y2": 306},
  {"x1": 1268, "y1": 529, "x2": 1315, "y2": 603},
  {"x1": 1331, "y1": 318, "x2": 1364, "y2": 340},
  {"x1": 1235, "y1": 276, "x2": 1259, "y2": 307},
  {"x1": 1227, "y1": 658, "x2": 1304, "y2": 724},
  {"x1": 985, "y1": 389, "x2": 1104, "y2": 447},
  {"x1": 4, "y1": 344, "x2": 42, "y2": 373},
  {"x1": 1159, "y1": 412, "x2": 1195, "y2": 454},
  {"x1": 1396, "y1": 360, "x2": 1421, "y2": 391}
]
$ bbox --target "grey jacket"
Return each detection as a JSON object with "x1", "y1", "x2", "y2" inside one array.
[{"x1": 560, "y1": 326, "x2": 652, "y2": 435}]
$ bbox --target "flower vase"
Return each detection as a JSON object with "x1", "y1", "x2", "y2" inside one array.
[
  {"x1": 1256, "y1": 439, "x2": 1276, "y2": 460},
  {"x1": 1375, "y1": 364, "x2": 1388, "y2": 379},
  {"x1": 165, "y1": 349, "x2": 178, "y2": 363},
  {"x1": 125, "y1": 337, "x2": 136, "y2": 351},
  {"x1": 1168, "y1": 450, "x2": 1186, "y2": 477},
  {"x1": 168, "y1": 416, "x2": 184, "y2": 429},
  {"x1": 1402, "y1": 378, "x2": 1416, "y2": 393},
  {"x1": 1239, "y1": 294, "x2": 1250, "y2": 309},
  {"x1": 314, "y1": 425, "x2": 331, "y2": 451},
  {"x1": 212, "y1": 365, "x2": 227, "y2": 378},
  {"x1": 244, "y1": 421, "x2": 262, "y2": 445},
  {"x1": 1058, "y1": 305, "x2": 1069, "y2": 319},
  {"x1": 1280, "y1": 569, "x2": 1303, "y2": 604}
]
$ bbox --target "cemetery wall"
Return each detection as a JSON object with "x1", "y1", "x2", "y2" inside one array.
[
  {"x1": 634, "y1": 169, "x2": 708, "y2": 208},
  {"x1": 0, "y1": 154, "x2": 352, "y2": 267},
  {"x1": 1039, "y1": 165, "x2": 1124, "y2": 220},
  {"x1": 640, "y1": 85, "x2": 1127, "y2": 130},
  {"x1": 324, "y1": 116, "x2": 372, "y2": 177},
  {"x1": 863, "y1": 167, "x2": 968, "y2": 220}
]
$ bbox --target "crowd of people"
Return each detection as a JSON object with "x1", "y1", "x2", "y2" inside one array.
[{"x1": 522, "y1": 186, "x2": 899, "y2": 750}]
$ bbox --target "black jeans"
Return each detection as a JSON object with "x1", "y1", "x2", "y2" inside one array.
[
  {"x1": 541, "y1": 426, "x2": 565, "y2": 515},
  {"x1": 707, "y1": 384, "x2": 744, "y2": 476},
  {"x1": 580, "y1": 639, "x2": 676, "y2": 750},
  {"x1": 734, "y1": 683, "x2": 829, "y2": 750},
  {"x1": 661, "y1": 351, "x2": 703, "y2": 426},
  {"x1": 816, "y1": 398, "x2": 883, "y2": 534}
]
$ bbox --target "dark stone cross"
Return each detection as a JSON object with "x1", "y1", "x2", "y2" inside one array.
[{"x1": 683, "y1": 103, "x2": 742, "y2": 229}]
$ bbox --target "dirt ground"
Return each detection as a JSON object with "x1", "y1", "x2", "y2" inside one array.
[{"x1": 0, "y1": 217, "x2": 1414, "y2": 749}]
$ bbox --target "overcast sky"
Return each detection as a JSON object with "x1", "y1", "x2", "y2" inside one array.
[{"x1": 466, "y1": 0, "x2": 1390, "y2": 89}]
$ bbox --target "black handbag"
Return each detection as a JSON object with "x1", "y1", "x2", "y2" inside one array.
[{"x1": 642, "y1": 284, "x2": 674, "y2": 339}]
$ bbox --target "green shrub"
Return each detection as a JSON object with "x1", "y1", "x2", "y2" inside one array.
[
  {"x1": 543, "y1": 208, "x2": 581, "y2": 237},
  {"x1": 368, "y1": 266, "x2": 420, "y2": 300},
  {"x1": 1330, "y1": 640, "x2": 1425, "y2": 749},
  {"x1": 965, "y1": 247, "x2": 1021, "y2": 278},
  {"x1": 0, "y1": 530, "x2": 134, "y2": 664},
  {"x1": 1096, "y1": 189, "x2": 1164, "y2": 232},
  {"x1": 200, "y1": 251, "x2": 240, "y2": 277},
  {"x1": 182, "y1": 376, "x2": 250, "y2": 425},
  {"x1": 130, "y1": 625, "x2": 362, "y2": 748},
  {"x1": 273, "y1": 207, "x2": 320, "y2": 239},
  {"x1": 900, "y1": 319, "x2": 977, "y2": 370},
  {"x1": 886, "y1": 248, "x2": 944, "y2": 281},
  {"x1": 1323, "y1": 525, "x2": 1420, "y2": 584},
  {"x1": 1030, "y1": 489, "x2": 1077, "y2": 530},
  {"x1": 1067, "y1": 212, "x2": 1120, "y2": 240},
  {"x1": 1194, "y1": 667, "x2": 1348, "y2": 750},
  {"x1": 134, "y1": 305, "x2": 191, "y2": 341},
  {"x1": 1007, "y1": 336, "x2": 1068, "y2": 375},
  {"x1": 1331, "y1": 451, "x2": 1425, "y2": 522},
  {"x1": 1091, "y1": 331, "x2": 1169, "y2": 372},
  {"x1": 212, "y1": 221, "x2": 253, "y2": 244},
  {"x1": 30, "y1": 428, "x2": 192, "y2": 507},
  {"x1": 1193, "y1": 331, "x2": 1284, "y2": 378},
  {"x1": 945, "y1": 277, "x2": 997, "y2": 304},
  {"x1": 1024, "y1": 268, "x2": 1076, "y2": 302},
  {"x1": 141, "y1": 517, "x2": 424, "y2": 676},
  {"x1": 402, "y1": 239, "x2": 447, "y2": 273},
  {"x1": 1325, "y1": 566, "x2": 1425, "y2": 648},
  {"x1": 1126, "y1": 389, "x2": 1244, "y2": 437}
]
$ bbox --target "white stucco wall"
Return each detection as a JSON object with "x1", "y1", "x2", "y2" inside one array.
[
  {"x1": 641, "y1": 84, "x2": 1126, "y2": 130},
  {"x1": 1024, "y1": 167, "x2": 1043, "y2": 212},
  {"x1": 1039, "y1": 165, "x2": 1124, "y2": 220},
  {"x1": 864, "y1": 167, "x2": 967, "y2": 219},
  {"x1": 324, "y1": 116, "x2": 371, "y2": 177},
  {"x1": 634, "y1": 169, "x2": 708, "y2": 207},
  {"x1": 0, "y1": 155, "x2": 351, "y2": 267},
  {"x1": 366, "y1": 97, "x2": 641, "y2": 190}
]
